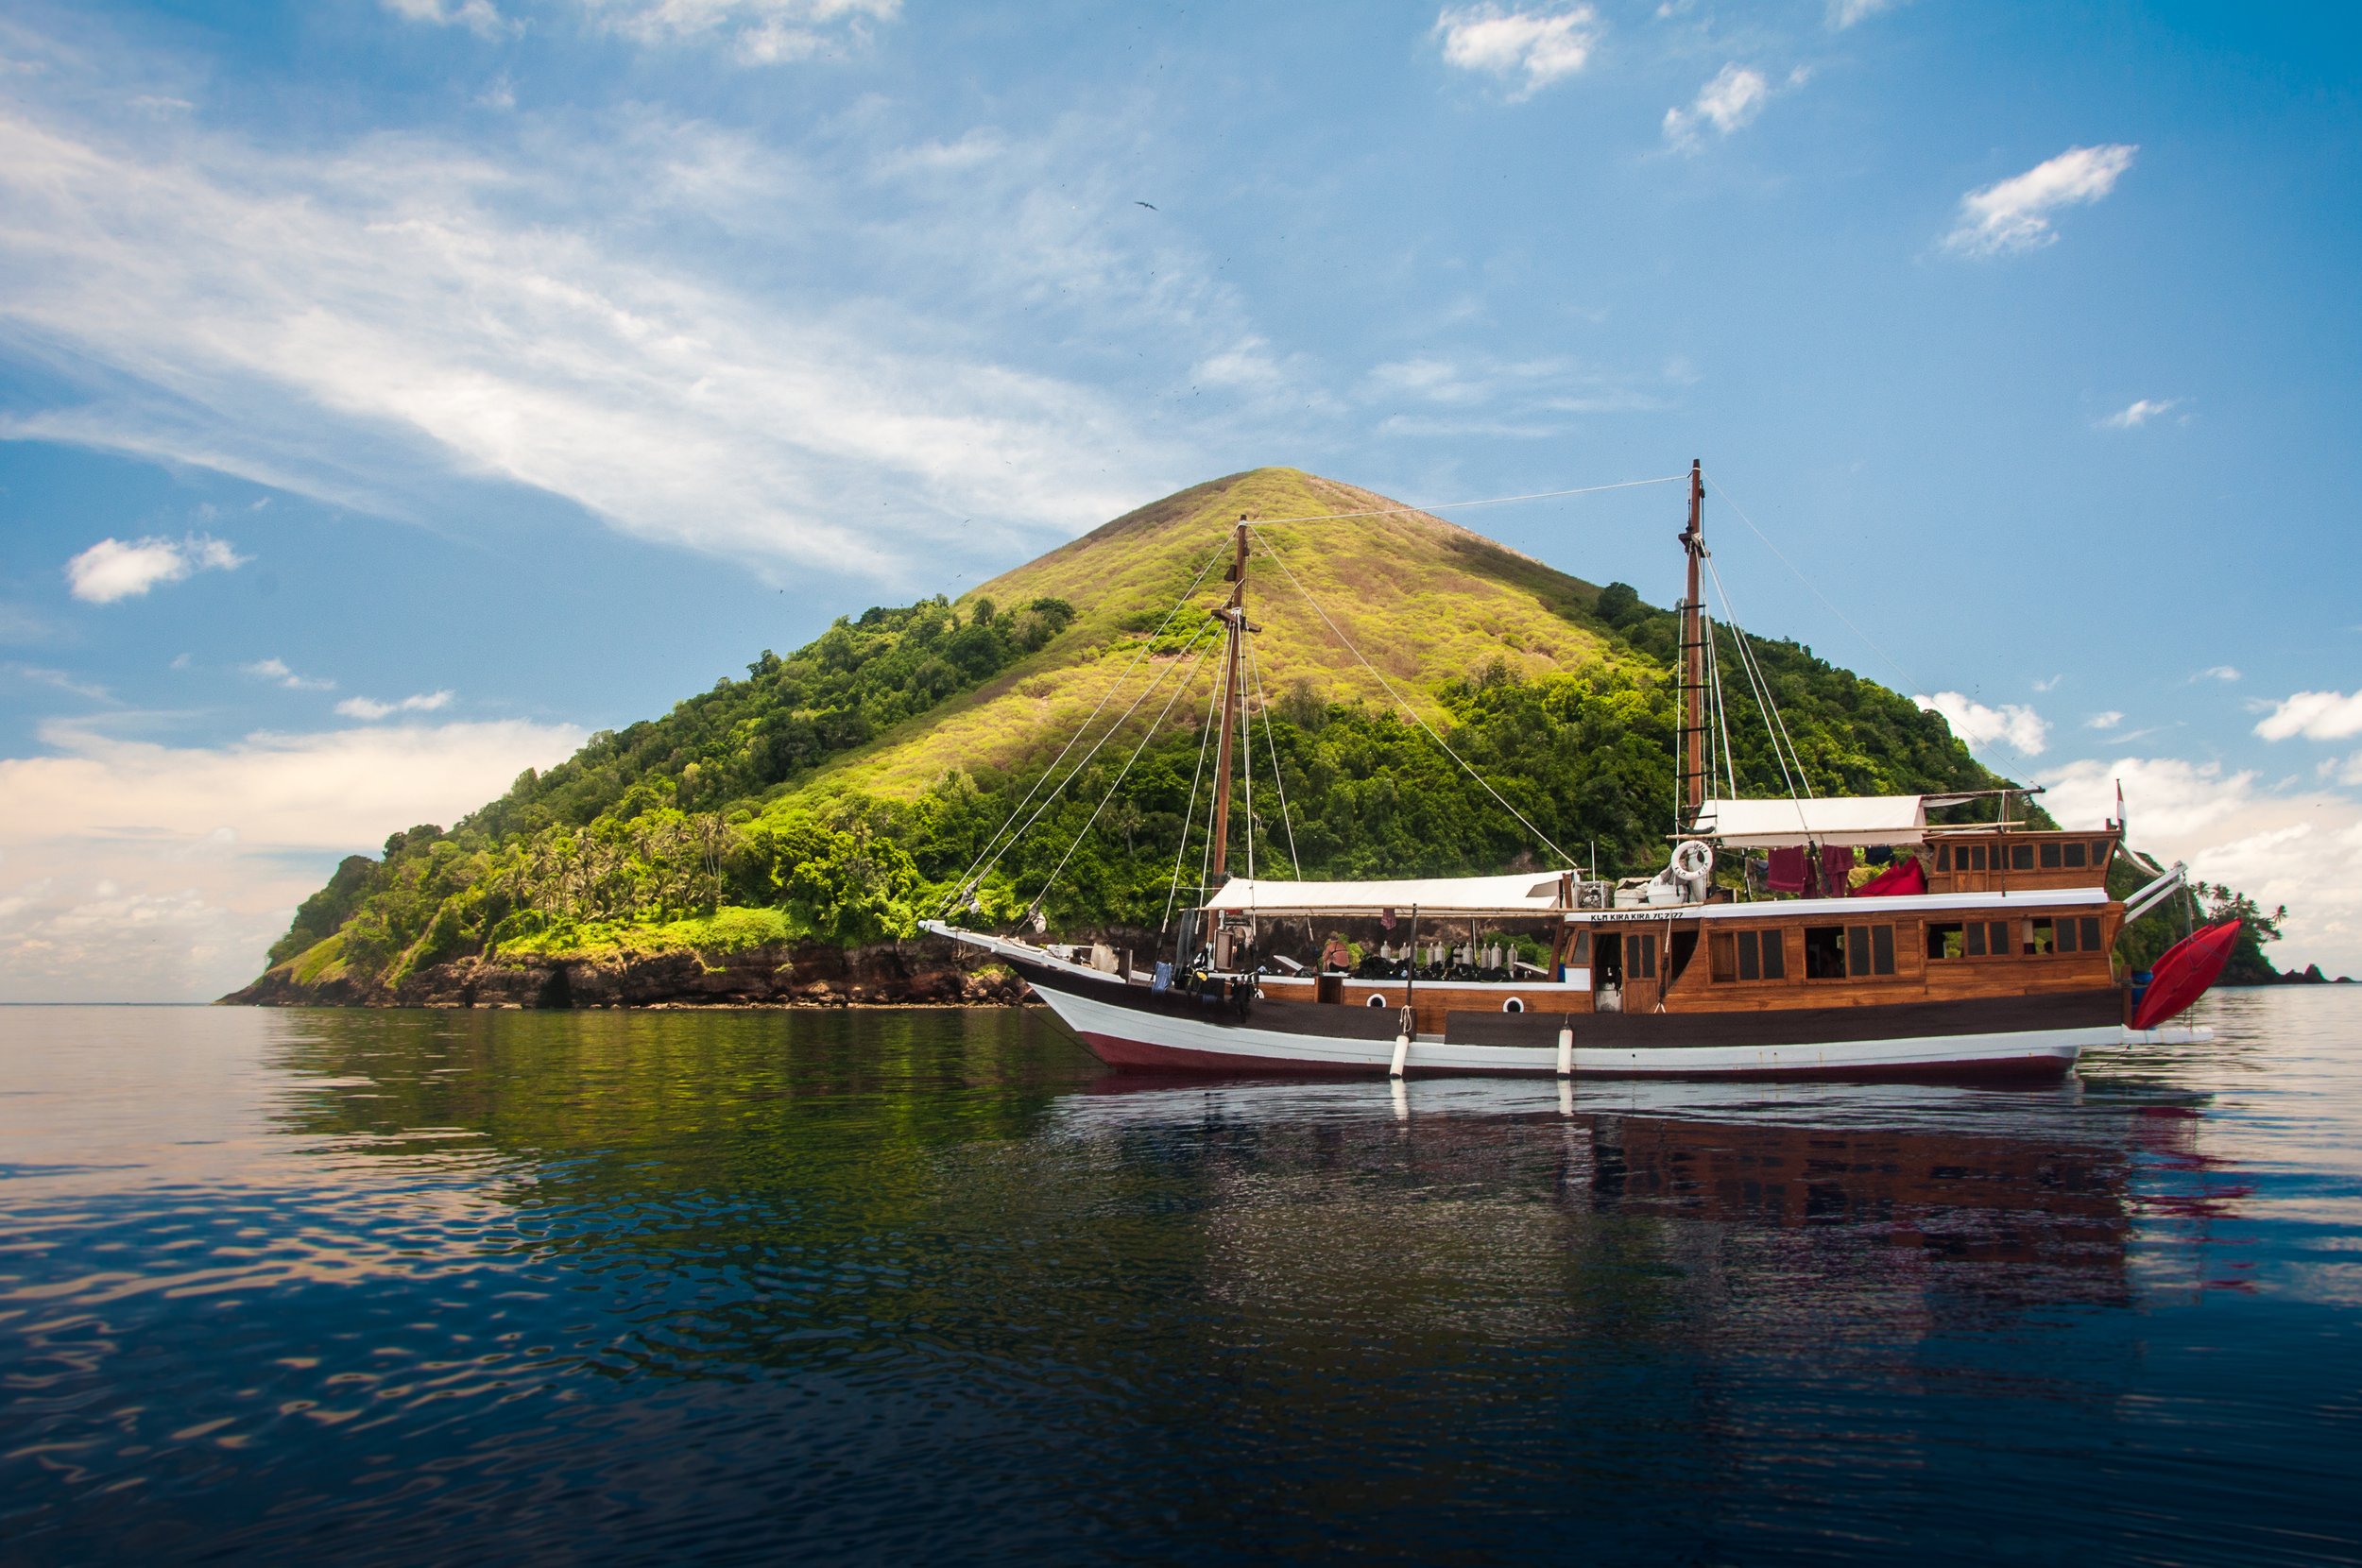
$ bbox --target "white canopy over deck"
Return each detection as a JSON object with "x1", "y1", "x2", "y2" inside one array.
[
  {"x1": 1205, "y1": 870, "x2": 1575, "y2": 919},
  {"x1": 1690, "y1": 794, "x2": 1988, "y2": 848}
]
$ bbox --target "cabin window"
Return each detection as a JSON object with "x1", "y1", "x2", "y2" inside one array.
[
  {"x1": 1973, "y1": 844, "x2": 1989, "y2": 871},
  {"x1": 2041, "y1": 842, "x2": 2062, "y2": 868},
  {"x1": 2027, "y1": 920, "x2": 2055, "y2": 956},
  {"x1": 2054, "y1": 917, "x2": 2077, "y2": 953},
  {"x1": 1957, "y1": 920, "x2": 2012, "y2": 958},
  {"x1": 1635, "y1": 938, "x2": 1657, "y2": 980},
  {"x1": 1804, "y1": 926, "x2": 1846, "y2": 979},
  {"x1": 1566, "y1": 930, "x2": 1593, "y2": 965},
  {"x1": 1711, "y1": 929, "x2": 1785, "y2": 983},
  {"x1": 2080, "y1": 916, "x2": 2101, "y2": 951},
  {"x1": 2092, "y1": 841, "x2": 2110, "y2": 864},
  {"x1": 1929, "y1": 922, "x2": 1964, "y2": 959},
  {"x1": 2063, "y1": 842, "x2": 2088, "y2": 868},
  {"x1": 1844, "y1": 924, "x2": 1897, "y2": 978},
  {"x1": 2011, "y1": 844, "x2": 2035, "y2": 871},
  {"x1": 1936, "y1": 844, "x2": 1950, "y2": 871}
]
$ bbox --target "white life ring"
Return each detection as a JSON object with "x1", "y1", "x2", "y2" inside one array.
[{"x1": 1672, "y1": 839, "x2": 1715, "y2": 878}]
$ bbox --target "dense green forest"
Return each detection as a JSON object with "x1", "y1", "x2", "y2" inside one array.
[{"x1": 255, "y1": 483, "x2": 2284, "y2": 994}]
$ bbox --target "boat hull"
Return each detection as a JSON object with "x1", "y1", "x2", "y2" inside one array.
[{"x1": 1037, "y1": 977, "x2": 2093, "y2": 1081}]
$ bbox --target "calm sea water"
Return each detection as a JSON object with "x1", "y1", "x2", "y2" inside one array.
[{"x1": 4, "y1": 992, "x2": 2359, "y2": 1565}]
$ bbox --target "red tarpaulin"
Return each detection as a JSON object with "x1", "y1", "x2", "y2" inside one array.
[{"x1": 1856, "y1": 857, "x2": 1926, "y2": 897}]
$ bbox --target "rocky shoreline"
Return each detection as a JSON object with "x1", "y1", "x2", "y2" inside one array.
[{"x1": 220, "y1": 934, "x2": 1031, "y2": 1010}]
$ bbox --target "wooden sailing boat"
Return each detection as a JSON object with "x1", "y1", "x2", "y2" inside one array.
[{"x1": 928, "y1": 466, "x2": 2232, "y2": 1079}]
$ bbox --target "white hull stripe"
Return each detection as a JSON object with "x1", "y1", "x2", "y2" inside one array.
[{"x1": 1034, "y1": 982, "x2": 2099, "y2": 1076}]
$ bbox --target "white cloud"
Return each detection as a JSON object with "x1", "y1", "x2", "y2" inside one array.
[
  {"x1": 1827, "y1": 0, "x2": 1901, "y2": 26},
  {"x1": 1663, "y1": 64, "x2": 1770, "y2": 152},
  {"x1": 2194, "y1": 665, "x2": 2241, "y2": 683},
  {"x1": 1434, "y1": 4, "x2": 1600, "y2": 98},
  {"x1": 243, "y1": 656, "x2": 336, "y2": 692},
  {"x1": 2255, "y1": 690, "x2": 2362, "y2": 742},
  {"x1": 1917, "y1": 690, "x2": 2048, "y2": 756},
  {"x1": 63, "y1": 533, "x2": 245, "y2": 603},
  {"x1": 2085, "y1": 710, "x2": 2123, "y2": 729},
  {"x1": 2097, "y1": 397, "x2": 2180, "y2": 430},
  {"x1": 335, "y1": 690, "x2": 454, "y2": 720},
  {"x1": 1943, "y1": 144, "x2": 2137, "y2": 257},
  {"x1": 2040, "y1": 755, "x2": 2362, "y2": 980},
  {"x1": 0, "y1": 77, "x2": 1183, "y2": 583},
  {"x1": 572, "y1": 0, "x2": 899, "y2": 61},
  {"x1": 0, "y1": 717, "x2": 583, "y2": 1001},
  {"x1": 381, "y1": 0, "x2": 511, "y2": 38},
  {"x1": 6, "y1": 662, "x2": 112, "y2": 702}
]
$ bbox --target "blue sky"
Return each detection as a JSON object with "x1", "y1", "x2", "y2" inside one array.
[{"x1": 3, "y1": 0, "x2": 2359, "y2": 998}]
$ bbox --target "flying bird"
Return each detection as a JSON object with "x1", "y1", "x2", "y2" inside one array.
[{"x1": 1135, "y1": 200, "x2": 1156, "y2": 210}]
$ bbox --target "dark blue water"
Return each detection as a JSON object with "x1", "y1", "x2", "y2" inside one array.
[{"x1": 3, "y1": 991, "x2": 2358, "y2": 1565}]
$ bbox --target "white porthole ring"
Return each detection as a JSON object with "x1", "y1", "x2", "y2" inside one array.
[
  {"x1": 1502, "y1": 997, "x2": 1525, "y2": 1014},
  {"x1": 1366, "y1": 993, "x2": 1390, "y2": 1009}
]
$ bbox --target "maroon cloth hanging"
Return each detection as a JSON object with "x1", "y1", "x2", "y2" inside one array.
[
  {"x1": 1765, "y1": 844, "x2": 1808, "y2": 893},
  {"x1": 1821, "y1": 844, "x2": 1857, "y2": 896}
]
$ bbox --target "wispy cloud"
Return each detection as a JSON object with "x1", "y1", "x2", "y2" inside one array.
[
  {"x1": 1918, "y1": 691, "x2": 2048, "y2": 755},
  {"x1": 1943, "y1": 144, "x2": 2137, "y2": 257},
  {"x1": 2193, "y1": 664, "x2": 2241, "y2": 684},
  {"x1": 335, "y1": 690, "x2": 454, "y2": 720},
  {"x1": 1433, "y1": 4, "x2": 1601, "y2": 99},
  {"x1": 242, "y1": 657, "x2": 336, "y2": 692},
  {"x1": 573, "y1": 0, "x2": 899, "y2": 62},
  {"x1": 2255, "y1": 689, "x2": 2362, "y2": 742},
  {"x1": 62, "y1": 534, "x2": 245, "y2": 604},
  {"x1": 0, "y1": 69, "x2": 1189, "y2": 584},
  {"x1": 1663, "y1": 65, "x2": 1769, "y2": 152},
  {"x1": 1827, "y1": 0, "x2": 1902, "y2": 26},
  {"x1": 2097, "y1": 397, "x2": 2180, "y2": 430},
  {"x1": 2085, "y1": 710, "x2": 2123, "y2": 729},
  {"x1": 380, "y1": 0, "x2": 512, "y2": 39},
  {"x1": 6, "y1": 663, "x2": 113, "y2": 703}
]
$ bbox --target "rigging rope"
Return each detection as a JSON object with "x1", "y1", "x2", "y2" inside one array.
[
  {"x1": 958, "y1": 617, "x2": 1221, "y2": 919},
  {"x1": 1247, "y1": 523, "x2": 1581, "y2": 870},
  {"x1": 1026, "y1": 634, "x2": 1219, "y2": 924},
  {"x1": 1703, "y1": 471, "x2": 1927, "y2": 702},
  {"x1": 1160, "y1": 657, "x2": 1226, "y2": 936},
  {"x1": 1243, "y1": 475, "x2": 1682, "y2": 527},
  {"x1": 1704, "y1": 554, "x2": 1815, "y2": 803},
  {"x1": 936, "y1": 539, "x2": 1230, "y2": 915},
  {"x1": 1245, "y1": 628, "x2": 1302, "y2": 877}
]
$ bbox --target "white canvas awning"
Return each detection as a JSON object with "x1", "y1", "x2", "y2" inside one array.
[
  {"x1": 1205, "y1": 870, "x2": 1574, "y2": 919},
  {"x1": 1691, "y1": 795, "x2": 1928, "y2": 848}
]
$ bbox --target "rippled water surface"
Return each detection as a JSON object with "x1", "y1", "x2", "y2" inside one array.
[{"x1": 5, "y1": 991, "x2": 2361, "y2": 1564}]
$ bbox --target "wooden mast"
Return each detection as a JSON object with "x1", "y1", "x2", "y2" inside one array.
[
  {"x1": 1207, "y1": 515, "x2": 1249, "y2": 885},
  {"x1": 1679, "y1": 459, "x2": 1707, "y2": 824}
]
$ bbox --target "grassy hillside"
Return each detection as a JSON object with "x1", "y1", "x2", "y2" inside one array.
[{"x1": 245, "y1": 467, "x2": 2025, "y2": 996}]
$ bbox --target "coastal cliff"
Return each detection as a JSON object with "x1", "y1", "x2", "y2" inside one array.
[{"x1": 225, "y1": 933, "x2": 1028, "y2": 1009}]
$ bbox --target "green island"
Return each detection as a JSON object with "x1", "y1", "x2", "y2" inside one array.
[{"x1": 229, "y1": 469, "x2": 2292, "y2": 1006}]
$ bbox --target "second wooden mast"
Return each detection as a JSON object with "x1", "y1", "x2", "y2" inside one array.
[
  {"x1": 1678, "y1": 458, "x2": 1708, "y2": 825},
  {"x1": 1207, "y1": 513, "x2": 1250, "y2": 887}
]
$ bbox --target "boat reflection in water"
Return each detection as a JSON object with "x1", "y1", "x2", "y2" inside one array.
[{"x1": 1049, "y1": 1075, "x2": 2199, "y2": 1333}]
